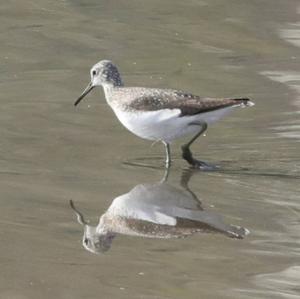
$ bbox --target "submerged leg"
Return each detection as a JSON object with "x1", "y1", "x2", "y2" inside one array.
[
  {"x1": 181, "y1": 122, "x2": 218, "y2": 170},
  {"x1": 162, "y1": 141, "x2": 171, "y2": 169}
]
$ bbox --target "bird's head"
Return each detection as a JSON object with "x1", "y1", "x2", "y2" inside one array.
[{"x1": 74, "y1": 60, "x2": 123, "y2": 106}]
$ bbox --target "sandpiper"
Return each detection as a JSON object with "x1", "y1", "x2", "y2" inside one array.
[
  {"x1": 75, "y1": 60, "x2": 254, "y2": 169},
  {"x1": 70, "y1": 169, "x2": 249, "y2": 253}
]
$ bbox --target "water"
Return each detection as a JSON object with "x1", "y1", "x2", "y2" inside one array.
[{"x1": 0, "y1": 0, "x2": 299, "y2": 298}]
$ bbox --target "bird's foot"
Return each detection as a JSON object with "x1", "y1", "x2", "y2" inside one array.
[
  {"x1": 181, "y1": 145, "x2": 219, "y2": 171},
  {"x1": 190, "y1": 159, "x2": 219, "y2": 171}
]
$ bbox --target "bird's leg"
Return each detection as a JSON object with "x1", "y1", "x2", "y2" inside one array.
[
  {"x1": 181, "y1": 122, "x2": 218, "y2": 170},
  {"x1": 160, "y1": 166, "x2": 170, "y2": 183},
  {"x1": 162, "y1": 141, "x2": 171, "y2": 169}
]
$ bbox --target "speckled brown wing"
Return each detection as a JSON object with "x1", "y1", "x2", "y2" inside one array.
[{"x1": 128, "y1": 89, "x2": 251, "y2": 117}]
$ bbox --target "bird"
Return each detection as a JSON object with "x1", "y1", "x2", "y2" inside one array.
[
  {"x1": 70, "y1": 168, "x2": 249, "y2": 253},
  {"x1": 74, "y1": 60, "x2": 254, "y2": 169}
]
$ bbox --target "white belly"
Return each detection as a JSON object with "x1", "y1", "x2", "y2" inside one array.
[{"x1": 112, "y1": 107, "x2": 234, "y2": 143}]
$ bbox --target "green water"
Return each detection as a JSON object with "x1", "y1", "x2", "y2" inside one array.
[{"x1": 0, "y1": 0, "x2": 299, "y2": 298}]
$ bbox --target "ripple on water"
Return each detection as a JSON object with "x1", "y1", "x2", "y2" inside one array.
[
  {"x1": 239, "y1": 266, "x2": 300, "y2": 299},
  {"x1": 280, "y1": 23, "x2": 300, "y2": 49},
  {"x1": 280, "y1": 3, "x2": 300, "y2": 49},
  {"x1": 260, "y1": 7, "x2": 300, "y2": 141},
  {"x1": 261, "y1": 71, "x2": 300, "y2": 140}
]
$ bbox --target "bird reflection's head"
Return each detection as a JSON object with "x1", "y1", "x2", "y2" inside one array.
[
  {"x1": 70, "y1": 200, "x2": 115, "y2": 254},
  {"x1": 83, "y1": 226, "x2": 115, "y2": 254}
]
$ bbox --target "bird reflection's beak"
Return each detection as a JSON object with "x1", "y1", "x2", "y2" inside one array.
[
  {"x1": 74, "y1": 82, "x2": 95, "y2": 106},
  {"x1": 69, "y1": 200, "x2": 88, "y2": 225}
]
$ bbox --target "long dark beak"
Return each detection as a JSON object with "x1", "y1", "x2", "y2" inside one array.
[
  {"x1": 74, "y1": 82, "x2": 94, "y2": 106},
  {"x1": 70, "y1": 200, "x2": 88, "y2": 225}
]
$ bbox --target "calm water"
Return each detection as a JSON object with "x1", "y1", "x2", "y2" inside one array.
[{"x1": 1, "y1": 0, "x2": 299, "y2": 298}]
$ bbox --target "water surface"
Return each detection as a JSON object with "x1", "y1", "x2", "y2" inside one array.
[{"x1": 0, "y1": 0, "x2": 299, "y2": 298}]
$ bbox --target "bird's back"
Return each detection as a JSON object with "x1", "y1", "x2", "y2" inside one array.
[{"x1": 108, "y1": 86, "x2": 253, "y2": 116}]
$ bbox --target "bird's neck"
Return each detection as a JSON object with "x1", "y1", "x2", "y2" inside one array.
[{"x1": 102, "y1": 83, "x2": 117, "y2": 102}]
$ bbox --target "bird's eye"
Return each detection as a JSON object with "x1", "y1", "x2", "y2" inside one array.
[
  {"x1": 84, "y1": 238, "x2": 89, "y2": 245},
  {"x1": 92, "y1": 70, "x2": 97, "y2": 76}
]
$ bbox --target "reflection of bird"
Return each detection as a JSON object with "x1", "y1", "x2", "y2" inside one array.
[
  {"x1": 75, "y1": 60, "x2": 254, "y2": 169},
  {"x1": 70, "y1": 169, "x2": 249, "y2": 254}
]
